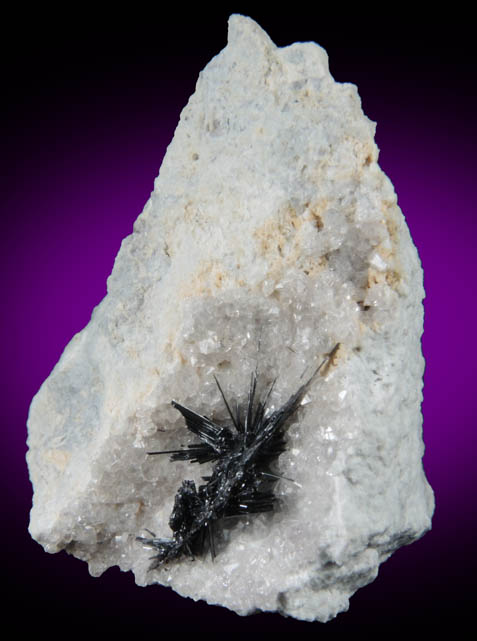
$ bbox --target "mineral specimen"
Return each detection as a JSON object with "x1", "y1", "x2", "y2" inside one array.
[
  {"x1": 137, "y1": 344, "x2": 340, "y2": 567},
  {"x1": 27, "y1": 15, "x2": 435, "y2": 622}
]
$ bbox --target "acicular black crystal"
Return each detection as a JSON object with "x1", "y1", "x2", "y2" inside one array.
[{"x1": 137, "y1": 344, "x2": 339, "y2": 568}]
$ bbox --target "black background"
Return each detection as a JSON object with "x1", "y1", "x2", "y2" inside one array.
[{"x1": 3, "y1": 5, "x2": 474, "y2": 632}]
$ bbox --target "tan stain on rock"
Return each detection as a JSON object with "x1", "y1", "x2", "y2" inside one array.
[
  {"x1": 44, "y1": 449, "x2": 71, "y2": 472},
  {"x1": 361, "y1": 199, "x2": 404, "y2": 295},
  {"x1": 366, "y1": 264, "x2": 402, "y2": 295},
  {"x1": 321, "y1": 342, "x2": 344, "y2": 376},
  {"x1": 136, "y1": 500, "x2": 145, "y2": 517},
  {"x1": 254, "y1": 204, "x2": 302, "y2": 256},
  {"x1": 179, "y1": 260, "x2": 232, "y2": 299},
  {"x1": 367, "y1": 268, "x2": 385, "y2": 288},
  {"x1": 385, "y1": 270, "x2": 401, "y2": 289},
  {"x1": 381, "y1": 200, "x2": 400, "y2": 244},
  {"x1": 253, "y1": 201, "x2": 328, "y2": 285},
  {"x1": 306, "y1": 199, "x2": 326, "y2": 230}
]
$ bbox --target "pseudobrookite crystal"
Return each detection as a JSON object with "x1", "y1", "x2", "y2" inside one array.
[{"x1": 27, "y1": 15, "x2": 435, "y2": 622}]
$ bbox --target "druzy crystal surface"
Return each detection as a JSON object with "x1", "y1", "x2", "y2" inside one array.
[{"x1": 27, "y1": 15, "x2": 434, "y2": 622}]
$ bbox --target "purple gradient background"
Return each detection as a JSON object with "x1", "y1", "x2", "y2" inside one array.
[{"x1": 3, "y1": 9, "x2": 475, "y2": 630}]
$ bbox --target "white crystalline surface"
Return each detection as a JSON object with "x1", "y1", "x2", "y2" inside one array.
[{"x1": 27, "y1": 15, "x2": 434, "y2": 622}]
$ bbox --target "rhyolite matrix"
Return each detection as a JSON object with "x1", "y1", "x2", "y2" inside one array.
[{"x1": 27, "y1": 15, "x2": 434, "y2": 622}]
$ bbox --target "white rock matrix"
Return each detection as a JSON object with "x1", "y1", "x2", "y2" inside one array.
[{"x1": 27, "y1": 15, "x2": 434, "y2": 622}]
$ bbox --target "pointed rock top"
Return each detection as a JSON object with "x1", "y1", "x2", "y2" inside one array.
[
  {"x1": 226, "y1": 14, "x2": 329, "y2": 80},
  {"x1": 227, "y1": 14, "x2": 275, "y2": 49}
]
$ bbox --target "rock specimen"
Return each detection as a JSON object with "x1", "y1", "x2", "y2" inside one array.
[{"x1": 27, "y1": 15, "x2": 435, "y2": 622}]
